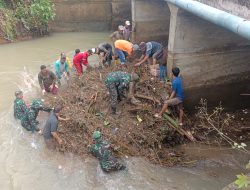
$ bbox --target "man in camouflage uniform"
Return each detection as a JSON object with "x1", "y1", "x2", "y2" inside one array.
[
  {"x1": 89, "y1": 131, "x2": 125, "y2": 172},
  {"x1": 105, "y1": 71, "x2": 140, "y2": 114},
  {"x1": 21, "y1": 99, "x2": 52, "y2": 133},
  {"x1": 14, "y1": 90, "x2": 28, "y2": 121}
]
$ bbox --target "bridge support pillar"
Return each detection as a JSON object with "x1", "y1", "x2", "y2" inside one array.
[{"x1": 167, "y1": 3, "x2": 250, "y2": 108}]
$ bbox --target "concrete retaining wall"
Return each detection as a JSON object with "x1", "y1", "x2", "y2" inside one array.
[
  {"x1": 131, "y1": 0, "x2": 170, "y2": 45},
  {"x1": 51, "y1": 0, "x2": 131, "y2": 32},
  {"x1": 112, "y1": 0, "x2": 131, "y2": 29}
]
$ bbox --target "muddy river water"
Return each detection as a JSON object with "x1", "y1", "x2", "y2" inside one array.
[{"x1": 0, "y1": 32, "x2": 248, "y2": 190}]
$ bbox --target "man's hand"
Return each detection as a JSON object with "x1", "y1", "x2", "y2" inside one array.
[
  {"x1": 58, "y1": 116, "x2": 70, "y2": 121},
  {"x1": 134, "y1": 63, "x2": 141, "y2": 67},
  {"x1": 42, "y1": 89, "x2": 46, "y2": 95},
  {"x1": 49, "y1": 84, "x2": 53, "y2": 90},
  {"x1": 63, "y1": 72, "x2": 67, "y2": 78},
  {"x1": 58, "y1": 138, "x2": 63, "y2": 145}
]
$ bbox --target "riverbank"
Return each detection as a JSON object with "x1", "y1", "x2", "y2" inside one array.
[
  {"x1": 44, "y1": 64, "x2": 250, "y2": 167},
  {"x1": 0, "y1": 0, "x2": 54, "y2": 43}
]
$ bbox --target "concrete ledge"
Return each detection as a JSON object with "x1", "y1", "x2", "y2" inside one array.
[{"x1": 50, "y1": 21, "x2": 111, "y2": 32}]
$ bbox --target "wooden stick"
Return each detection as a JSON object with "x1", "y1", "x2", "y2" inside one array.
[
  {"x1": 163, "y1": 114, "x2": 196, "y2": 142},
  {"x1": 240, "y1": 94, "x2": 250, "y2": 96},
  {"x1": 135, "y1": 94, "x2": 161, "y2": 105}
]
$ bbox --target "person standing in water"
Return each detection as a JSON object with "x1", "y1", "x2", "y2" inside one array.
[
  {"x1": 89, "y1": 131, "x2": 126, "y2": 172},
  {"x1": 14, "y1": 90, "x2": 28, "y2": 121},
  {"x1": 38, "y1": 65, "x2": 58, "y2": 95}
]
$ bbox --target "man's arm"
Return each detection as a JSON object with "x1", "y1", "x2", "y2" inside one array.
[
  {"x1": 41, "y1": 106, "x2": 53, "y2": 113},
  {"x1": 54, "y1": 62, "x2": 61, "y2": 79},
  {"x1": 38, "y1": 73, "x2": 44, "y2": 90},
  {"x1": 58, "y1": 116, "x2": 70, "y2": 121},
  {"x1": 169, "y1": 81, "x2": 177, "y2": 99},
  {"x1": 169, "y1": 90, "x2": 176, "y2": 100},
  {"x1": 109, "y1": 32, "x2": 115, "y2": 40},
  {"x1": 50, "y1": 71, "x2": 57, "y2": 85},
  {"x1": 65, "y1": 61, "x2": 69, "y2": 73},
  {"x1": 135, "y1": 55, "x2": 149, "y2": 67}
]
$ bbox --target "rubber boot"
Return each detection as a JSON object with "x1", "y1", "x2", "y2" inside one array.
[{"x1": 111, "y1": 106, "x2": 116, "y2": 115}]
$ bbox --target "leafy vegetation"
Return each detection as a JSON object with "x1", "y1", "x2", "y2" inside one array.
[
  {"x1": 0, "y1": 9, "x2": 17, "y2": 41},
  {"x1": 0, "y1": 0, "x2": 55, "y2": 41},
  {"x1": 0, "y1": 0, "x2": 6, "y2": 8},
  {"x1": 235, "y1": 173, "x2": 250, "y2": 189},
  {"x1": 16, "y1": 0, "x2": 55, "y2": 34},
  {"x1": 234, "y1": 161, "x2": 250, "y2": 189}
]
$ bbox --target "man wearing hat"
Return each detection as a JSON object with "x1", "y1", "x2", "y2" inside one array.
[
  {"x1": 89, "y1": 131, "x2": 126, "y2": 172},
  {"x1": 21, "y1": 99, "x2": 52, "y2": 133},
  {"x1": 105, "y1": 71, "x2": 141, "y2": 114},
  {"x1": 123, "y1": 20, "x2": 131, "y2": 41},
  {"x1": 14, "y1": 90, "x2": 28, "y2": 121},
  {"x1": 110, "y1": 25, "x2": 124, "y2": 44},
  {"x1": 135, "y1": 41, "x2": 164, "y2": 67}
]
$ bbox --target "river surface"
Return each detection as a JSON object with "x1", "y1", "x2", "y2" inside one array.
[{"x1": 0, "y1": 32, "x2": 248, "y2": 190}]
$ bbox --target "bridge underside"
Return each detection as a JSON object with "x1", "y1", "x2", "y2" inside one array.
[{"x1": 132, "y1": 0, "x2": 250, "y2": 108}]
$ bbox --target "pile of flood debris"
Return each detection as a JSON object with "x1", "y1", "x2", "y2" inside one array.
[
  {"x1": 45, "y1": 65, "x2": 250, "y2": 166},
  {"x1": 45, "y1": 65, "x2": 189, "y2": 166}
]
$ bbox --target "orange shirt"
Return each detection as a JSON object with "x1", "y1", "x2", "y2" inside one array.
[{"x1": 114, "y1": 40, "x2": 133, "y2": 55}]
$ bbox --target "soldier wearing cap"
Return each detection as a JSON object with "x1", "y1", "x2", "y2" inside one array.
[
  {"x1": 14, "y1": 90, "x2": 28, "y2": 121},
  {"x1": 89, "y1": 131, "x2": 126, "y2": 172},
  {"x1": 105, "y1": 71, "x2": 141, "y2": 114},
  {"x1": 21, "y1": 99, "x2": 52, "y2": 133}
]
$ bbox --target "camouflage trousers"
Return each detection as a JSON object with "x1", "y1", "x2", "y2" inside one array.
[
  {"x1": 106, "y1": 82, "x2": 125, "y2": 108},
  {"x1": 100, "y1": 156, "x2": 125, "y2": 172},
  {"x1": 21, "y1": 119, "x2": 39, "y2": 132}
]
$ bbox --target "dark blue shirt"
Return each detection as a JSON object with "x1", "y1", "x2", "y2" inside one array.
[
  {"x1": 145, "y1": 41, "x2": 163, "y2": 57},
  {"x1": 43, "y1": 111, "x2": 58, "y2": 139},
  {"x1": 172, "y1": 77, "x2": 184, "y2": 101}
]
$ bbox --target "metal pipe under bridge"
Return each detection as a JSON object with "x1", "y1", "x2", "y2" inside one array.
[{"x1": 165, "y1": 0, "x2": 250, "y2": 40}]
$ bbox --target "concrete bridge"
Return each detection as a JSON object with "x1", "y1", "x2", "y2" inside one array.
[{"x1": 52, "y1": 0, "x2": 250, "y2": 109}]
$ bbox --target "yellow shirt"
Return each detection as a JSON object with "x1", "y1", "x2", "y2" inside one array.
[{"x1": 114, "y1": 40, "x2": 133, "y2": 55}]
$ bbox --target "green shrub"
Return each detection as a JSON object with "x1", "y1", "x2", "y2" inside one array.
[
  {"x1": 0, "y1": 0, "x2": 6, "y2": 8},
  {"x1": 0, "y1": 8, "x2": 17, "y2": 41},
  {"x1": 16, "y1": 0, "x2": 55, "y2": 33}
]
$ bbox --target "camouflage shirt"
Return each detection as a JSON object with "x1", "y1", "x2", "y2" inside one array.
[
  {"x1": 21, "y1": 106, "x2": 52, "y2": 132},
  {"x1": 90, "y1": 139, "x2": 125, "y2": 172},
  {"x1": 90, "y1": 139, "x2": 112, "y2": 169},
  {"x1": 14, "y1": 98, "x2": 28, "y2": 120},
  {"x1": 105, "y1": 71, "x2": 131, "y2": 92}
]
